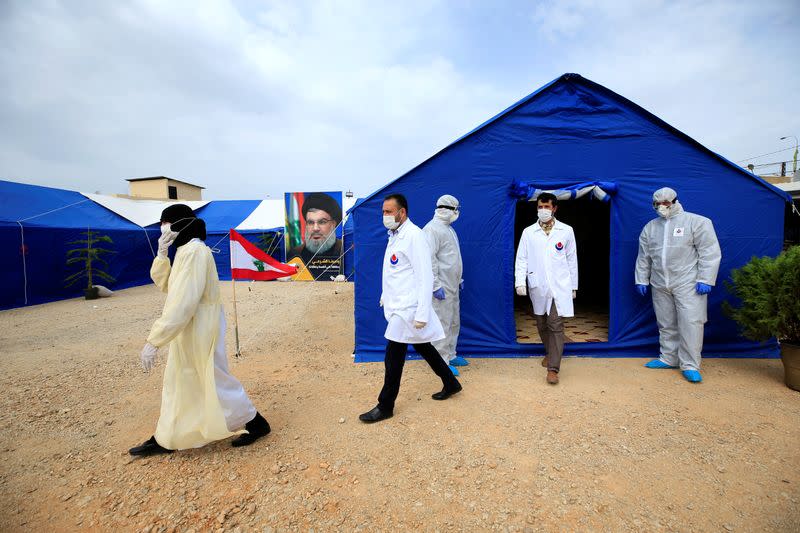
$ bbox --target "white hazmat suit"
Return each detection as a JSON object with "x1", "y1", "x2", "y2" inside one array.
[
  {"x1": 635, "y1": 188, "x2": 721, "y2": 372},
  {"x1": 423, "y1": 195, "x2": 463, "y2": 366}
]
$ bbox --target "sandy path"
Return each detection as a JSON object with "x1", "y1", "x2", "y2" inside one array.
[{"x1": 0, "y1": 282, "x2": 798, "y2": 532}]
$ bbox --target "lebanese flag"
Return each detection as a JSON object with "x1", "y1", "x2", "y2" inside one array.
[{"x1": 229, "y1": 228, "x2": 297, "y2": 280}]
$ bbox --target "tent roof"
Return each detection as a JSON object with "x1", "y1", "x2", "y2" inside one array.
[
  {"x1": 235, "y1": 199, "x2": 285, "y2": 231},
  {"x1": 82, "y1": 193, "x2": 209, "y2": 227},
  {"x1": 0, "y1": 180, "x2": 139, "y2": 229},
  {"x1": 352, "y1": 73, "x2": 791, "y2": 209}
]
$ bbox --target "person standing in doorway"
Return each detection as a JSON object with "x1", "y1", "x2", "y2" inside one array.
[
  {"x1": 514, "y1": 193, "x2": 579, "y2": 385},
  {"x1": 423, "y1": 194, "x2": 467, "y2": 376},
  {"x1": 359, "y1": 193, "x2": 462, "y2": 423}
]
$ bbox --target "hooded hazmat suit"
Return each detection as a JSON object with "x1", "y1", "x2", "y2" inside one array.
[
  {"x1": 635, "y1": 188, "x2": 721, "y2": 371},
  {"x1": 423, "y1": 195, "x2": 463, "y2": 365}
]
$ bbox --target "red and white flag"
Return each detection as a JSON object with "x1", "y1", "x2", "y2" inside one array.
[{"x1": 229, "y1": 228, "x2": 297, "y2": 281}]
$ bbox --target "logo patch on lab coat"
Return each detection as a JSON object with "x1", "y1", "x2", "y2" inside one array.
[
  {"x1": 390, "y1": 254, "x2": 398, "y2": 265},
  {"x1": 555, "y1": 242, "x2": 564, "y2": 251},
  {"x1": 673, "y1": 227, "x2": 685, "y2": 237}
]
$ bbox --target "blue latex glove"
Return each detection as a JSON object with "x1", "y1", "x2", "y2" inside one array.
[
  {"x1": 635, "y1": 284, "x2": 649, "y2": 296},
  {"x1": 433, "y1": 287, "x2": 446, "y2": 300},
  {"x1": 459, "y1": 280, "x2": 464, "y2": 291},
  {"x1": 695, "y1": 282, "x2": 712, "y2": 295}
]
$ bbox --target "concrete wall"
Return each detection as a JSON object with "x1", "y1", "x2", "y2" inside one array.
[{"x1": 128, "y1": 179, "x2": 202, "y2": 200}]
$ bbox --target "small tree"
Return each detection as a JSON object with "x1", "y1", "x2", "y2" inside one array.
[
  {"x1": 65, "y1": 230, "x2": 117, "y2": 290},
  {"x1": 724, "y1": 246, "x2": 800, "y2": 344}
]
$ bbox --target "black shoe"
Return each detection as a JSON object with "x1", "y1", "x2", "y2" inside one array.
[
  {"x1": 232, "y1": 412, "x2": 271, "y2": 447},
  {"x1": 432, "y1": 381, "x2": 462, "y2": 400},
  {"x1": 358, "y1": 406, "x2": 393, "y2": 423},
  {"x1": 128, "y1": 436, "x2": 174, "y2": 457}
]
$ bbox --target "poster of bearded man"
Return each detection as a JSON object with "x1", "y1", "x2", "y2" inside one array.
[{"x1": 284, "y1": 191, "x2": 344, "y2": 281}]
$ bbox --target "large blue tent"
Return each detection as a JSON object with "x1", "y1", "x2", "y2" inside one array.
[
  {"x1": 0, "y1": 180, "x2": 157, "y2": 309},
  {"x1": 349, "y1": 73, "x2": 791, "y2": 362}
]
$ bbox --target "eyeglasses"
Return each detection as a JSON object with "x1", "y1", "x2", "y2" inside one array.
[
  {"x1": 306, "y1": 218, "x2": 333, "y2": 227},
  {"x1": 437, "y1": 205, "x2": 460, "y2": 212}
]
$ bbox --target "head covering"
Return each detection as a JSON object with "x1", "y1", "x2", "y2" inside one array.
[
  {"x1": 160, "y1": 204, "x2": 206, "y2": 248},
  {"x1": 652, "y1": 187, "x2": 678, "y2": 204},
  {"x1": 302, "y1": 193, "x2": 342, "y2": 223},
  {"x1": 436, "y1": 194, "x2": 459, "y2": 209},
  {"x1": 434, "y1": 194, "x2": 460, "y2": 224}
]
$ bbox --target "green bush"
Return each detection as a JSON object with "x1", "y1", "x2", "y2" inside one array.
[{"x1": 724, "y1": 246, "x2": 800, "y2": 343}]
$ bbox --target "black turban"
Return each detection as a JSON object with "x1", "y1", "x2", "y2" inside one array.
[
  {"x1": 160, "y1": 204, "x2": 206, "y2": 248},
  {"x1": 302, "y1": 193, "x2": 342, "y2": 223}
]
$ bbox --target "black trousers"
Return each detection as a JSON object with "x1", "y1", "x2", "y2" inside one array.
[{"x1": 377, "y1": 340, "x2": 459, "y2": 413}]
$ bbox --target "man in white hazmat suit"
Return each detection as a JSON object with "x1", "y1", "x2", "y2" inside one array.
[
  {"x1": 359, "y1": 193, "x2": 462, "y2": 423},
  {"x1": 423, "y1": 194, "x2": 467, "y2": 376},
  {"x1": 635, "y1": 187, "x2": 721, "y2": 383},
  {"x1": 515, "y1": 193, "x2": 578, "y2": 385},
  {"x1": 129, "y1": 204, "x2": 271, "y2": 456}
]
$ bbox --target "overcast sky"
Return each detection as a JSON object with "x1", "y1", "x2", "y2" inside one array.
[{"x1": 1, "y1": 0, "x2": 798, "y2": 200}]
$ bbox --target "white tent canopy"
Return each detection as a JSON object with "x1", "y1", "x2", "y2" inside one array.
[
  {"x1": 82, "y1": 193, "x2": 209, "y2": 227},
  {"x1": 235, "y1": 199, "x2": 285, "y2": 230}
]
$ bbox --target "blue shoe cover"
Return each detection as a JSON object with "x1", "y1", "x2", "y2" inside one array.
[
  {"x1": 450, "y1": 356, "x2": 470, "y2": 367},
  {"x1": 448, "y1": 365, "x2": 460, "y2": 376},
  {"x1": 682, "y1": 370, "x2": 702, "y2": 383},
  {"x1": 644, "y1": 359, "x2": 676, "y2": 369}
]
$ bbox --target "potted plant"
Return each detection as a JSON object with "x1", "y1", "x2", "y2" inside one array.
[
  {"x1": 724, "y1": 245, "x2": 800, "y2": 391},
  {"x1": 65, "y1": 230, "x2": 117, "y2": 300}
]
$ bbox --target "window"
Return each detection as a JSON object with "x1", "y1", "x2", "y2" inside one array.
[{"x1": 168, "y1": 185, "x2": 178, "y2": 200}]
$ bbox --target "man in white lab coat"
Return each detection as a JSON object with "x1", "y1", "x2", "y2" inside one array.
[
  {"x1": 129, "y1": 204, "x2": 271, "y2": 456},
  {"x1": 514, "y1": 193, "x2": 579, "y2": 385},
  {"x1": 359, "y1": 193, "x2": 462, "y2": 423}
]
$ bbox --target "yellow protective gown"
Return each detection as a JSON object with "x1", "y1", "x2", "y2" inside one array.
[{"x1": 147, "y1": 239, "x2": 240, "y2": 450}]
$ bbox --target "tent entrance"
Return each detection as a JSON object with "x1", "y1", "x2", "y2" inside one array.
[{"x1": 514, "y1": 197, "x2": 610, "y2": 343}]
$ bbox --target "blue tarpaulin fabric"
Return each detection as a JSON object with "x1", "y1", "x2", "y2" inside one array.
[
  {"x1": 350, "y1": 73, "x2": 791, "y2": 362},
  {"x1": 0, "y1": 180, "x2": 157, "y2": 309},
  {"x1": 0, "y1": 181, "x2": 289, "y2": 308}
]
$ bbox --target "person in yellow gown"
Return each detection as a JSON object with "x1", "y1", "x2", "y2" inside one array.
[{"x1": 129, "y1": 204, "x2": 270, "y2": 456}]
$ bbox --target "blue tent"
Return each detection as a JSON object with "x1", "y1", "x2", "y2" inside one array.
[
  {"x1": 349, "y1": 73, "x2": 792, "y2": 362},
  {"x1": 0, "y1": 180, "x2": 157, "y2": 309},
  {"x1": 0, "y1": 181, "x2": 290, "y2": 310}
]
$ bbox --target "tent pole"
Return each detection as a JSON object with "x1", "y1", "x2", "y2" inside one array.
[{"x1": 232, "y1": 276, "x2": 242, "y2": 358}]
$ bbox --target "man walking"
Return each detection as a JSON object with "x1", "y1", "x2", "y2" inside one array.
[
  {"x1": 514, "y1": 193, "x2": 579, "y2": 385},
  {"x1": 359, "y1": 193, "x2": 462, "y2": 423}
]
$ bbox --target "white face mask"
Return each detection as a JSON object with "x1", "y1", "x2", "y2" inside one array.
[
  {"x1": 160, "y1": 223, "x2": 172, "y2": 234},
  {"x1": 537, "y1": 208, "x2": 553, "y2": 223},
  {"x1": 383, "y1": 215, "x2": 400, "y2": 230},
  {"x1": 657, "y1": 205, "x2": 670, "y2": 218}
]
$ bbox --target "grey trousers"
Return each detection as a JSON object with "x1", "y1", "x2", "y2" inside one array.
[{"x1": 535, "y1": 301, "x2": 564, "y2": 372}]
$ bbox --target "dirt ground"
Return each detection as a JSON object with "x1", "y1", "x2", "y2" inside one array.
[{"x1": 0, "y1": 282, "x2": 799, "y2": 532}]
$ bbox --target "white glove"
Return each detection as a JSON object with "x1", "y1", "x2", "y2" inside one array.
[
  {"x1": 515, "y1": 286, "x2": 527, "y2": 296},
  {"x1": 157, "y1": 231, "x2": 177, "y2": 258},
  {"x1": 413, "y1": 320, "x2": 426, "y2": 329},
  {"x1": 140, "y1": 342, "x2": 158, "y2": 372},
  {"x1": 572, "y1": 290, "x2": 577, "y2": 299},
  {"x1": 379, "y1": 298, "x2": 383, "y2": 307}
]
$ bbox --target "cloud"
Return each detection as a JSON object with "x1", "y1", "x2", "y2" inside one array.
[{"x1": 0, "y1": 0, "x2": 797, "y2": 200}]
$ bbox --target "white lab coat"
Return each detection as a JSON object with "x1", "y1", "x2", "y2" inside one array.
[
  {"x1": 147, "y1": 239, "x2": 255, "y2": 450},
  {"x1": 514, "y1": 220, "x2": 579, "y2": 318},
  {"x1": 381, "y1": 219, "x2": 445, "y2": 344}
]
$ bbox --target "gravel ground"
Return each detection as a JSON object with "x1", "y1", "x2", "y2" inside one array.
[{"x1": 0, "y1": 282, "x2": 798, "y2": 532}]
